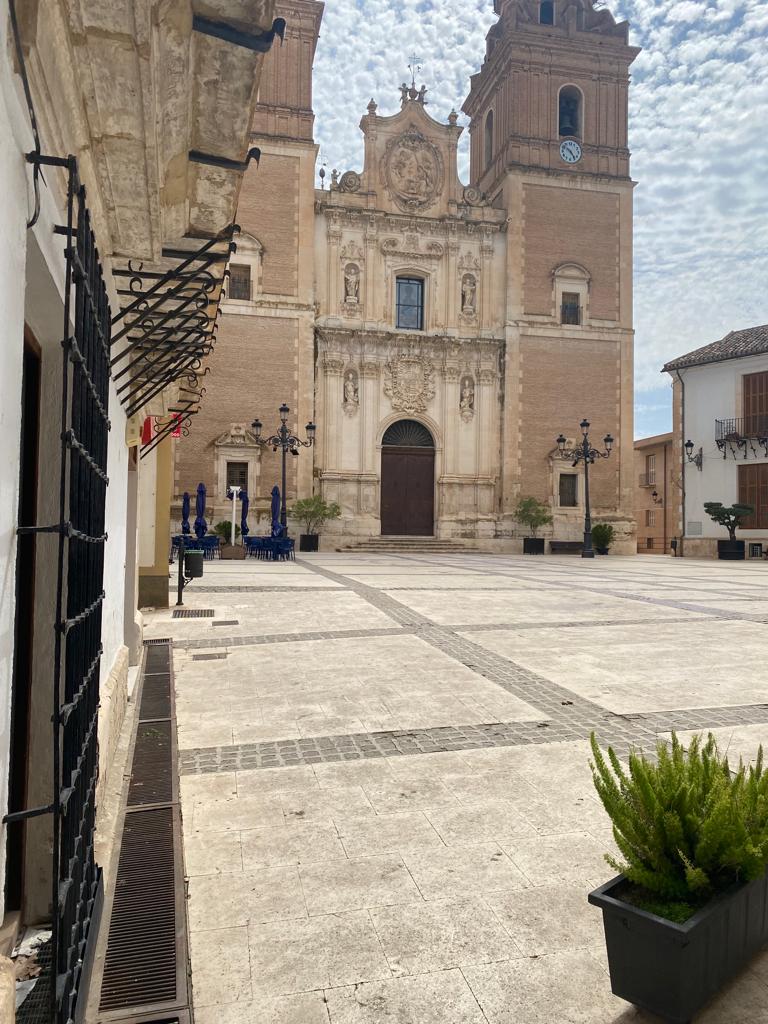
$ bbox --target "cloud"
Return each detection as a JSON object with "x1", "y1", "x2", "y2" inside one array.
[{"x1": 313, "y1": 0, "x2": 768, "y2": 434}]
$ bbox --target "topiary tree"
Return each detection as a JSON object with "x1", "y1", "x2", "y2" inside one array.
[
  {"x1": 590, "y1": 732, "x2": 768, "y2": 923},
  {"x1": 514, "y1": 496, "x2": 553, "y2": 538},
  {"x1": 592, "y1": 523, "x2": 615, "y2": 550},
  {"x1": 288, "y1": 495, "x2": 341, "y2": 535},
  {"x1": 214, "y1": 520, "x2": 240, "y2": 542},
  {"x1": 703, "y1": 502, "x2": 754, "y2": 541}
]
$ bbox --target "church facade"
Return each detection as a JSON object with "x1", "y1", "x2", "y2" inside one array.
[{"x1": 174, "y1": 0, "x2": 640, "y2": 551}]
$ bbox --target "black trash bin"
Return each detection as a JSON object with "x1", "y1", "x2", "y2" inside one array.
[{"x1": 184, "y1": 549, "x2": 204, "y2": 578}]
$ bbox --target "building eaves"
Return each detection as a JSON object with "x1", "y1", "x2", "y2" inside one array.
[{"x1": 663, "y1": 324, "x2": 768, "y2": 373}]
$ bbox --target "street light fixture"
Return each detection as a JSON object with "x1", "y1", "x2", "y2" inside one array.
[
  {"x1": 555, "y1": 419, "x2": 614, "y2": 559},
  {"x1": 252, "y1": 405, "x2": 316, "y2": 532},
  {"x1": 684, "y1": 439, "x2": 703, "y2": 470}
]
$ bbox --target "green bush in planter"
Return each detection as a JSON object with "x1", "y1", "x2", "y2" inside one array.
[
  {"x1": 288, "y1": 495, "x2": 341, "y2": 535},
  {"x1": 590, "y1": 732, "x2": 768, "y2": 922},
  {"x1": 214, "y1": 520, "x2": 241, "y2": 542},
  {"x1": 591, "y1": 523, "x2": 614, "y2": 550},
  {"x1": 703, "y1": 501, "x2": 754, "y2": 541}
]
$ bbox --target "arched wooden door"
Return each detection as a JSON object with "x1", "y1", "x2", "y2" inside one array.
[{"x1": 380, "y1": 420, "x2": 435, "y2": 536}]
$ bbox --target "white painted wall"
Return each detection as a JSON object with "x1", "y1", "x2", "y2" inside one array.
[
  {"x1": 0, "y1": 15, "x2": 131, "y2": 922},
  {"x1": 0, "y1": 14, "x2": 30, "y2": 908},
  {"x1": 678, "y1": 354, "x2": 768, "y2": 543},
  {"x1": 138, "y1": 446, "x2": 158, "y2": 568}
]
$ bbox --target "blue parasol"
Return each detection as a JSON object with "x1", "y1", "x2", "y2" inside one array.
[
  {"x1": 270, "y1": 485, "x2": 282, "y2": 538},
  {"x1": 240, "y1": 490, "x2": 250, "y2": 538},
  {"x1": 194, "y1": 482, "x2": 208, "y2": 539},
  {"x1": 181, "y1": 491, "x2": 191, "y2": 535}
]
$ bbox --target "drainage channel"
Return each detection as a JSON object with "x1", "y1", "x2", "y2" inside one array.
[{"x1": 95, "y1": 639, "x2": 191, "y2": 1024}]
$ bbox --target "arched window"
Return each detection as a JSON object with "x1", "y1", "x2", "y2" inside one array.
[
  {"x1": 559, "y1": 85, "x2": 581, "y2": 138},
  {"x1": 540, "y1": 1, "x2": 555, "y2": 25},
  {"x1": 484, "y1": 110, "x2": 494, "y2": 170}
]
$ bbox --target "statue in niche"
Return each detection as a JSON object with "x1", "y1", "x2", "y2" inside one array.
[
  {"x1": 460, "y1": 376, "x2": 475, "y2": 423},
  {"x1": 344, "y1": 263, "x2": 360, "y2": 304},
  {"x1": 461, "y1": 274, "x2": 477, "y2": 314},
  {"x1": 343, "y1": 370, "x2": 360, "y2": 416}
]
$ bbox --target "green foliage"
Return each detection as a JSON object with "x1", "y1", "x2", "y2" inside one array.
[
  {"x1": 590, "y1": 733, "x2": 768, "y2": 922},
  {"x1": 214, "y1": 519, "x2": 241, "y2": 542},
  {"x1": 703, "y1": 502, "x2": 754, "y2": 541},
  {"x1": 514, "y1": 496, "x2": 553, "y2": 538},
  {"x1": 591, "y1": 523, "x2": 615, "y2": 550},
  {"x1": 288, "y1": 495, "x2": 341, "y2": 535}
]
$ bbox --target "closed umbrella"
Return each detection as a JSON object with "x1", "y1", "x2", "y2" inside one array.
[
  {"x1": 181, "y1": 491, "x2": 191, "y2": 535},
  {"x1": 270, "y1": 485, "x2": 281, "y2": 538},
  {"x1": 240, "y1": 490, "x2": 250, "y2": 539},
  {"x1": 194, "y1": 482, "x2": 207, "y2": 539}
]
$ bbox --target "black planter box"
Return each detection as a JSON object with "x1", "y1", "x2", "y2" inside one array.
[
  {"x1": 718, "y1": 539, "x2": 745, "y2": 561},
  {"x1": 299, "y1": 534, "x2": 319, "y2": 552},
  {"x1": 589, "y1": 872, "x2": 768, "y2": 1023},
  {"x1": 523, "y1": 537, "x2": 545, "y2": 555}
]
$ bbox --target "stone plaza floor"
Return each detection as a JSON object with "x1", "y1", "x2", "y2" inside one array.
[{"x1": 144, "y1": 553, "x2": 768, "y2": 1023}]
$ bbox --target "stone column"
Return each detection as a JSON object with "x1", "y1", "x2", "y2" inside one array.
[
  {"x1": 477, "y1": 368, "x2": 498, "y2": 485},
  {"x1": 323, "y1": 356, "x2": 345, "y2": 473}
]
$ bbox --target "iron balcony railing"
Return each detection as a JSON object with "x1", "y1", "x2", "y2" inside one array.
[
  {"x1": 715, "y1": 417, "x2": 768, "y2": 460},
  {"x1": 638, "y1": 473, "x2": 656, "y2": 487},
  {"x1": 561, "y1": 302, "x2": 581, "y2": 326}
]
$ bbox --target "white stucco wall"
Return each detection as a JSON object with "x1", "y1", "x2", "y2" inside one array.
[
  {"x1": 678, "y1": 355, "x2": 768, "y2": 543},
  {"x1": 0, "y1": 16, "x2": 30, "y2": 907}
]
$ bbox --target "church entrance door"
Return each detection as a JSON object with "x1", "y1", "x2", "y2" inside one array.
[{"x1": 380, "y1": 420, "x2": 435, "y2": 536}]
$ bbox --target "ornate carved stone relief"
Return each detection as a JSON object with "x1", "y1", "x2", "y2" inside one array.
[
  {"x1": 382, "y1": 129, "x2": 444, "y2": 214},
  {"x1": 384, "y1": 352, "x2": 436, "y2": 414},
  {"x1": 214, "y1": 423, "x2": 260, "y2": 448}
]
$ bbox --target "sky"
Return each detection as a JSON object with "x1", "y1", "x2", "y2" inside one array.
[{"x1": 311, "y1": 0, "x2": 768, "y2": 439}]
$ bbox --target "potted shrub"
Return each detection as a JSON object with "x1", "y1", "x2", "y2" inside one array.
[
  {"x1": 514, "y1": 496, "x2": 552, "y2": 555},
  {"x1": 588, "y1": 732, "x2": 768, "y2": 1024},
  {"x1": 289, "y1": 495, "x2": 341, "y2": 552},
  {"x1": 591, "y1": 522, "x2": 614, "y2": 555},
  {"x1": 214, "y1": 520, "x2": 245, "y2": 560},
  {"x1": 703, "y1": 501, "x2": 754, "y2": 560}
]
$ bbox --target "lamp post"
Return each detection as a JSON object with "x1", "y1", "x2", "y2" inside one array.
[
  {"x1": 252, "y1": 404, "x2": 316, "y2": 532},
  {"x1": 555, "y1": 419, "x2": 614, "y2": 559}
]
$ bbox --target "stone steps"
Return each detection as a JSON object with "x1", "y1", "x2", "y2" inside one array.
[{"x1": 335, "y1": 537, "x2": 478, "y2": 554}]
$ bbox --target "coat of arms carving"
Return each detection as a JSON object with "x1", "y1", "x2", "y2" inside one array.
[
  {"x1": 384, "y1": 354, "x2": 435, "y2": 414},
  {"x1": 383, "y1": 130, "x2": 443, "y2": 213}
]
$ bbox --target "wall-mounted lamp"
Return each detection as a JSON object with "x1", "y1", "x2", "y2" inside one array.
[
  {"x1": 684, "y1": 440, "x2": 703, "y2": 471},
  {"x1": 651, "y1": 490, "x2": 664, "y2": 506}
]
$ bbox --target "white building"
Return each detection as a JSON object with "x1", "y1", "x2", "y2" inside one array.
[
  {"x1": 0, "y1": 3, "x2": 279, "y2": 1020},
  {"x1": 664, "y1": 325, "x2": 768, "y2": 558}
]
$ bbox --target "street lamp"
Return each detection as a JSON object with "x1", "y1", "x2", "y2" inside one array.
[
  {"x1": 684, "y1": 440, "x2": 703, "y2": 470},
  {"x1": 555, "y1": 419, "x2": 614, "y2": 559},
  {"x1": 252, "y1": 405, "x2": 316, "y2": 532}
]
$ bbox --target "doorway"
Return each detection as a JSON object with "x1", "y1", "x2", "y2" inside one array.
[
  {"x1": 380, "y1": 420, "x2": 435, "y2": 536},
  {"x1": 6, "y1": 329, "x2": 41, "y2": 913}
]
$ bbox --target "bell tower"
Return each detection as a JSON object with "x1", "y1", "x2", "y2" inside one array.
[{"x1": 463, "y1": 0, "x2": 641, "y2": 547}]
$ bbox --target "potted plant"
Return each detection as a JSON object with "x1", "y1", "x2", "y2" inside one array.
[
  {"x1": 591, "y1": 522, "x2": 614, "y2": 555},
  {"x1": 214, "y1": 520, "x2": 246, "y2": 560},
  {"x1": 703, "y1": 501, "x2": 754, "y2": 560},
  {"x1": 514, "y1": 496, "x2": 552, "y2": 555},
  {"x1": 588, "y1": 733, "x2": 768, "y2": 1024},
  {"x1": 289, "y1": 495, "x2": 341, "y2": 552}
]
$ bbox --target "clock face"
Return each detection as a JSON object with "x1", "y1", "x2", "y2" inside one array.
[{"x1": 560, "y1": 139, "x2": 582, "y2": 164}]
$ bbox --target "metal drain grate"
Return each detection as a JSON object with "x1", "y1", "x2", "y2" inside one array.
[
  {"x1": 212, "y1": 620, "x2": 239, "y2": 626},
  {"x1": 140, "y1": 673, "x2": 171, "y2": 721},
  {"x1": 128, "y1": 722, "x2": 173, "y2": 807},
  {"x1": 144, "y1": 645, "x2": 172, "y2": 676},
  {"x1": 143, "y1": 637, "x2": 172, "y2": 646},
  {"x1": 15, "y1": 938, "x2": 52, "y2": 1024},
  {"x1": 99, "y1": 808, "x2": 179, "y2": 1012},
  {"x1": 191, "y1": 653, "x2": 228, "y2": 661},
  {"x1": 172, "y1": 609, "x2": 215, "y2": 619}
]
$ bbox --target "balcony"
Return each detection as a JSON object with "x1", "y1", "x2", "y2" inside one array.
[
  {"x1": 715, "y1": 417, "x2": 768, "y2": 460},
  {"x1": 638, "y1": 474, "x2": 657, "y2": 487}
]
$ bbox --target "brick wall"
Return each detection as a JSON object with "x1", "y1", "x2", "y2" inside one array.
[
  {"x1": 238, "y1": 155, "x2": 300, "y2": 295},
  {"x1": 175, "y1": 315, "x2": 298, "y2": 502},
  {"x1": 517, "y1": 336, "x2": 621, "y2": 508},
  {"x1": 522, "y1": 184, "x2": 620, "y2": 320}
]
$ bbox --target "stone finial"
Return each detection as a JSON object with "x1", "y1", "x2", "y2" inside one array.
[
  {"x1": 448, "y1": 109, "x2": 459, "y2": 126},
  {"x1": 367, "y1": 98, "x2": 378, "y2": 116}
]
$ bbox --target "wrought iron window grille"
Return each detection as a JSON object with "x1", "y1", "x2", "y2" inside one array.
[{"x1": 3, "y1": 151, "x2": 111, "y2": 1024}]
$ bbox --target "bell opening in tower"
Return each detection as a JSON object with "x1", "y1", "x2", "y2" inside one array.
[
  {"x1": 539, "y1": 1, "x2": 555, "y2": 25},
  {"x1": 559, "y1": 85, "x2": 581, "y2": 137}
]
